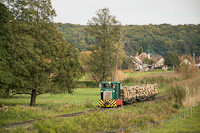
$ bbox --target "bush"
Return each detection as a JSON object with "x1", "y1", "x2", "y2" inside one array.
[
  {"x1": 76, "y1": 81, "x2": 98, "y2": 88},
  {"x1": 0, "y1": 89, "x2": 7, "y2": 98},
  {"x1": 168, "y1": 66, "x2": 172, "y2": 71},
  {"x1": 167, "y1": 82, "x2": 186, "y2": 105},
  {"x1": 0, "y1": 88, "x2": 10, "y2": 98}
]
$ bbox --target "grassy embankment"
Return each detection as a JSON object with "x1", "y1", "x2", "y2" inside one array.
[
  {"x1": 146, "y1": 103, "x2": 200, "y2": 133},
  {"x1": 0, "y1": 70, "x2": 199, "y2": 132}
]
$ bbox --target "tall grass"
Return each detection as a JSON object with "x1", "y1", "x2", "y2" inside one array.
[
  {"x1": 179, "y1": 79, "x2": 200, "y2": 107},
  {"x1": 167, "y1": 73, "x2": 200, "y2": 107}
]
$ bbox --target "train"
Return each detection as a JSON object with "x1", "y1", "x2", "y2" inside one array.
[{"x1": 99, "y1": 82, "x2": 158, "y2": 107}]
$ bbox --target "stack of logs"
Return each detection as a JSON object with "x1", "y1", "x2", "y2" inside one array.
[{"x1": 122, "y1": 84, "x2": 158, "y2": 102}]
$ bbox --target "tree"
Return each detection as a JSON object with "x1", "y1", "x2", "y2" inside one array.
[
  {"x1": 55, "y1": 23, "x2": 200, "y2": 58},
  {"x1": 80, "y1": 51, "x2": 92, "y2": 72},
  {"x1": 87, "y1": 8, "x2": 123, "y2": 85},
  {"x1": 143, "y1": 58, "x2": 155, "y2": 65},
  {"x1": 139, "y1": 47, "x2": 143, "y2": 55},
  {"x1": 0, "y1": 3, "x2": 13, "y2": 97},
  {"x1": 178, "y1": 39, "x2": 190, "y2": 55},
  {"x1": 113, "y1": 27, "x2": 126, "y2": 81},
  {"x1": 121, "y1": 57, "x2": 135, "y2": 70},
  {"x1": 1, "y1": 0, "x2": 81, "y2": 106},
  {"x1": 164, "y1": 51, "x2": 180, "y2": 68}
]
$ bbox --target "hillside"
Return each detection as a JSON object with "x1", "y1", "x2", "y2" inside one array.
[{"x1": 55, "y1": 23, "x2": 200, "y2": 57}]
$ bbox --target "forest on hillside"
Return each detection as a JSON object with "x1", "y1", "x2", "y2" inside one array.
[{"x1": 56, "y1": 23, "x2": 200, "y2": 57}]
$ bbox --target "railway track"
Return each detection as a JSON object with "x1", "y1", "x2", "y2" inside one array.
[{"x1": 1, "y1": 95, "x2": 167, "y2": 129}]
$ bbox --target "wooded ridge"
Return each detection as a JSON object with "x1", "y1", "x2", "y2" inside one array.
[{"x1": 55, "y1": 23, "x2": 200, "y2": 57}]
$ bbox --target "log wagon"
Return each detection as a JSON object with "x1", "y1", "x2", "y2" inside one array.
[{"x1": 99, "y1": 82, "x2": 158, "y2": 107}]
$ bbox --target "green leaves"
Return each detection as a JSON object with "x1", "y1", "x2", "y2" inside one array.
[
  {"x1": 0, "y1": 3, "x2": 14, "y2": 95},
  {"x1": 86, "y1": 8, "x2": 124, "y2": 82},
  {"x1": 0, "y1": 1, "x2": 81, "y2": 105},
  {"x1": 164, "y1": 51, "x2": 180, "y2": 67}
]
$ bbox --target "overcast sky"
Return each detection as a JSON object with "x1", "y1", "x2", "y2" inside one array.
[{"x1": 51, "y1": 0, "x2": 200, "y2": 25}]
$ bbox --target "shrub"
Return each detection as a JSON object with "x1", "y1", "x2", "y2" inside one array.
[
  {"x1": 177, "y1": 55, "x2": 198, "y2": 79},
  {"x1": 168, "y1": 66, "x2": 172, "y2": 71},
  {"x1": 167, "y1": 82, "x2": 186, "y2": 105}
]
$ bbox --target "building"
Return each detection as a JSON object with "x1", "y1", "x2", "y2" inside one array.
[
  {"x1": 155, "y1": 58, "x2": 164, "y2": 67},
  {"x1": 128, "y1": 52, "x2": 150, "y2": 71}
]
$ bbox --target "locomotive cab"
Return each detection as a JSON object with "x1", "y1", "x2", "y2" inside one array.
[{"x1": 99, "y1": 82, "x2": 123, "y2": 107}]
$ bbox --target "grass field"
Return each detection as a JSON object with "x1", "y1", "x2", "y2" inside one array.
[
  {"x1": 126, "y1": 70, "x2": 168, "y2": 78},
  {"x1": 1, "y1": 99, "x2": 181, "y2": 132},
  {"x1": 2, "y1": 100, "x2": 200, "y2": 133},
  {"x1": 0, "y1": 88, "x2": 100, "y2": 125},
  {"x1": 0, "y1": 88, "x2": 99, "y2": 106},
  {"x1": 0, "y1": 87, "x2": 166, "y2": 126},
  {"x1": 0, "y1": 70, "x2": 199, "y2": 132}
]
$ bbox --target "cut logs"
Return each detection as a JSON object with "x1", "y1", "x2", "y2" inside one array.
[{"x1": 122, "y1": 84, "x2": 158, "y2": 103}]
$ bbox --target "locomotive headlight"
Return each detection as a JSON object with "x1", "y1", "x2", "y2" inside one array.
[
  {"x1": 113, "y1": 90, "x2": 115, "y2": 92},
  {"x1": 101, "y1": 90, "x2": 103, "y2": 92}
]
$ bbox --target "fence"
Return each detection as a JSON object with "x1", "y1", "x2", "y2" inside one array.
[{"x1": 97, "y1": 103, "x2": 199, "y2": 133}]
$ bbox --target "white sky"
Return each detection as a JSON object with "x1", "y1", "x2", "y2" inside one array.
[{"x1": 51, "y1": 0, "x2": 200, "y2": 25}]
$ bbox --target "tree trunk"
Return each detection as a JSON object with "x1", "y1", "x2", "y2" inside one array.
[
  {"x1": 6, "y1": 88, "x2": 10, "y2": 97},
  {"x1": 111, "y1": 69, "x2": 114, "y2": 81},
  {"x1": 99, "y1": 82, "x2": 101, "y2": 88},
  {"x1": 113, "y1": 52, "x2": 119, "y2": 81},
  {"x1": 30, "y1": 89, "x2": 37, "y2": 106}
]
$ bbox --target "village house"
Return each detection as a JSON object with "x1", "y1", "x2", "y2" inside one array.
[
  {"x1": 155, "y1": 58, "x2": 164, "y2": 67},
  {"x1": 182, "y1": 59, "x2": 191, "y2": 65},
  {"x1": 129, "y1": 52, "x2": 165, "y2": 71},
  {"x1": 132, "y1": 52, "x2": 149, "y2": 71}
]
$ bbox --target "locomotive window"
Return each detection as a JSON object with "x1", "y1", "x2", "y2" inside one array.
[
  {"x1": 111, "y1": 83, "x2": 117, "y2": 89},
  {"x1": 103, "y1": 83, "x2": 109, "y2": 89}
]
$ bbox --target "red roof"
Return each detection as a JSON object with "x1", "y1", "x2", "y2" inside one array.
[{"x1": 138, "y1": 53, "x2": 148, "y2": 61}]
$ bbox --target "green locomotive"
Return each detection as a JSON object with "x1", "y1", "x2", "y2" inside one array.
[
  {"x1": 99, "y1": 82, "x2": 123, "y2": 107},
  {"x1": 99, "y1": 82, "x2": 158, "y2": 107}
]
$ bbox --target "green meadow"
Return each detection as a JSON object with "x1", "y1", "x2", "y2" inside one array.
[
  {"x1": 0, "y1": 71, "x2": 200, "y2": 132},
  {"x1": 0, "y1": 88, "x2": 100, "y2": 126},
  {"x1": 0, "y1": 88, "x2": 100, "y2": 106}
]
